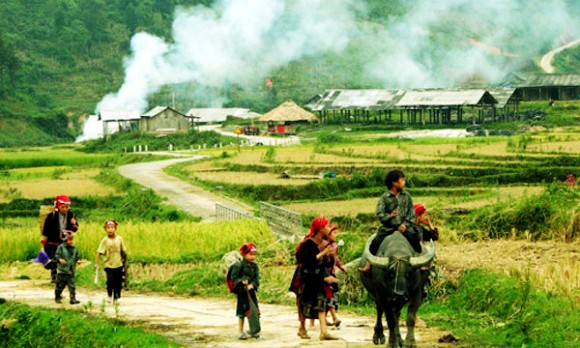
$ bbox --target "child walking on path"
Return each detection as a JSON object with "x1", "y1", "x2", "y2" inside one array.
[
  {"x1": 95, "y1": 219, "x2": 127, "y2": 304},
  {"x1": 54, "y1": 233, "x2": 81, "y2": 304},
  {"x1": 231, "y1": 242, "x2": 261, "y2": 340},
  {"x1": 42, "y1": 195, "x2": 79, "y2": 283}
]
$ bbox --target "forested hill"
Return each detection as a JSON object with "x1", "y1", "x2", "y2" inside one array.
[{"x1": 0, "y1": 0, "x2": 578, "y2": 147}]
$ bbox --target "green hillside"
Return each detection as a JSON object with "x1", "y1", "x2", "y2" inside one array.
[{"x1": 0, "y1": 0, "x2": 578, "y2": 147}]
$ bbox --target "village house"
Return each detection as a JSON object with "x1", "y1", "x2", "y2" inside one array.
[{"x1": 139, "y1": 106, "x2": 194, "y2": 134}]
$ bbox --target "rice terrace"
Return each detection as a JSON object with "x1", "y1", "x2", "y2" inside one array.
[{"x1": 0, "y1": 0, "x2": 579, "y2": 347}]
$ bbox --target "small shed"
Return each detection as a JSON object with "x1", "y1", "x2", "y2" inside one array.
[
  {"x1": 259, "y1": 100, "x2": 318, "y2": 135},
  {"x1": 98, "y1": 110, "x2": 141, "y2": 137},
  {"x1": 139, "y1": 106, "x2": 192, "y2": 134}
]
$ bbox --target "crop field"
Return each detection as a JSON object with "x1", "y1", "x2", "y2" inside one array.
[
  {"x1": 0, "y1": 168, "x2": 117, "y2": 202},
  {"x1": 281, "y1": 185, "x2": 545, "y2": 218},
  {"x1": 1, "y1": 111, "x2": 579, "y2": 347},
  {"x1": 0, "y1": 219, "x2": 274, "y2": 263}
]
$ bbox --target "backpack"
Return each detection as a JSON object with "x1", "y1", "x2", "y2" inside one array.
[{"x1": 225, "y1": 261, "x2": 240, "y2": 294}]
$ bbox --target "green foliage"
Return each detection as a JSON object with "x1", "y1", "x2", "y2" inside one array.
[
  {"x1": 137, "y1": 264, "x2": 224, "y2": 296},
  {"x1": 429, "y1": 269, "x2": 580, "y2": 347},
  {"x1": 0, "y1": 302, "x2": 179, "y2": 348},
  {"x1": 81, "y1": 130, "x2": 229, "y2": 153},
  {"x1": 316, "y1": 132, "x2": 345, "y2": 144},
  {"x1": 261, "y1": 147, "x2": 276, "y2": 163},
  {"x1": 0, "y1": 191, "x2": 195, "y2": 223},
  {"x1": 460, "y1": 184, "x2": 579, "y2": 240},
  {"x1": 553, "y1": 45, "x2": 580, "y2": 73}
]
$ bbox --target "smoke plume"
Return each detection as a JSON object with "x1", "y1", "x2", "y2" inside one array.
[
  {"x1": 95, "y1": 0, "x2": 360, "y2": 113},
  {"x1": 82, "y1": 0, "x2": 578, "y2": 140}
]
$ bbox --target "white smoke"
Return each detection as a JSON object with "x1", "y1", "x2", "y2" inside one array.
[
  {"x1": 364, "y1": 0, "x2": 579, "y2": 88},
  {"x1": 83, "y1": 0, "x2": 578, "y2": 140},
  {"x1": 95, "y1": 0, "x2": 360, "y2": 114}
]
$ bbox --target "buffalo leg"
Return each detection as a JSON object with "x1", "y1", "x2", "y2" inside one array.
[
  {"x1": 404, "y1": 297, "x2": 421, "y2": 348},
  {"x1": 383, "y1": 301, "x2": 400, "y2": 348},
  {"x1": 373, "y1": 302, "x2": 386, "y2": 345}
]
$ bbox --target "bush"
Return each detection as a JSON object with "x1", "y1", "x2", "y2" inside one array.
[
  {"x1": 0, "y1": 302, "x2": 178, "y2": 347},
  {"x1": 443, "y1": 270, "x2": 579, "y2": 347},
  {"x1": 462, "y1": 183, "x2": 579, "y2": 240}
]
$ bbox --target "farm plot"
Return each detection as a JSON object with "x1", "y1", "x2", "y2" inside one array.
[
  {"x1": 191, "y1": 170, "x2": 319, "y2": 185},
  {"x1": 280, "y1": 185, "x2": 545, "y2": 218},
  {"x1": 524, "y1": 140, "x2": 580, "y2": 153},
  {"x1": 0, "y1": 168, "x2": 116, "y2": 202}
]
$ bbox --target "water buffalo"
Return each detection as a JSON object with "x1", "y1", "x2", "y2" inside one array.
[{"x1": 359, "y1": 232, "x2": 435, "y2": 348}]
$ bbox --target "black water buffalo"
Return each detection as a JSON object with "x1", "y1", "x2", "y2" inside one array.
[{"x1": 359, "y1": 232, "x2": 435, "y2": 348}]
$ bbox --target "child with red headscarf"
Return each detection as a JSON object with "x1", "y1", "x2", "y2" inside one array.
[
  {"x1": 230, "y1": 242, "x2": 260, "y2": 340},
  {"x1": 41, "y1": 195, "x2": 79, "y2": 283}
]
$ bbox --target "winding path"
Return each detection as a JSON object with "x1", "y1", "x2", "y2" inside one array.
[
  {"x1": 540, "y1": 38, "x2": 580, "y2": 73},
  {"x1": 118, "y1": 155, "x2": 252, "y2": 222}
]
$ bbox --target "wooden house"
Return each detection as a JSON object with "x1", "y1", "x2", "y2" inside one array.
[{"x1": 139, "y1": 106, "x2": 193, "y2": 134}]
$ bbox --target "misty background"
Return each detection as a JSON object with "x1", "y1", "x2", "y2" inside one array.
[{"x1": 97, "y1": 0, "x2": 579, "y2": 114}]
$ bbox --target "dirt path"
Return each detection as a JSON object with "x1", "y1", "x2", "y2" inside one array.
[
  {"x1": 540, "y1": 38, "x2": 580, "y2": 73},
  {"x1": 0, "y1": 280, "x2": 456, "y2": 348},
  {"x1": 118, "y1": 156, "x2": 253, "y2": 222}
]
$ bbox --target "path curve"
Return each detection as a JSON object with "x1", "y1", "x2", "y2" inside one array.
[
  {"x1": 540, "y1": 38, "x2": 580, "y2": 73},
  {"x1": 118, "y1": 155, "x2": 252, "y2": 222},
  {"x1": 0, "y1": 280, "x2": 454, "y2": 348}
]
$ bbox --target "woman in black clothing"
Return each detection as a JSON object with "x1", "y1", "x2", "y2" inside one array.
[
  {"x1": 292, "y1": 216, "x2": 339, "y2": 341},
  {"x1": 41, "y1": 195, "x2": 79, "y2": 283}
]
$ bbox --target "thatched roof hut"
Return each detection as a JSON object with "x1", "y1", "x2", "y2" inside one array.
[{"x1": 259, "y1": 100, "x2": 318, "y2": 123}]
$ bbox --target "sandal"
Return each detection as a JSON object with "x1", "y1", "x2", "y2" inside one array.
[
  {"x1": 238, "y1": 333, "x2": 249, "y2": 340},
  {"x1": 334, "y1": 319, "x2": 342, "y2": 328}
]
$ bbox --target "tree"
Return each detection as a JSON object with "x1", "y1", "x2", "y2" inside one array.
[{"x1": 0, "y1": 32, "x2": 19, "y2": 96}]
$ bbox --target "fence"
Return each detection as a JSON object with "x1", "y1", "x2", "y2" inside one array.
[
  {"x1": 215, "y1": 203, "x2": 254, "y2": 221},
  {"x1": 259, "y1": 201, "x2": 303, "y2": 236}
]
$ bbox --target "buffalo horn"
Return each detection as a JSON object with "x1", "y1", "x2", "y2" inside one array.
[
  {"x1": 410, "y1": 240, "x2": 435, "y2": 268},
  {"x1": 362, "y1": 234, "x2": 391, "y2": 268}
]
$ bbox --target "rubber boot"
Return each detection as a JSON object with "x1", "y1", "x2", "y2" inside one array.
[
  {"x1": 55, "y1": 290, "x2": 62, "y2": 304},
  {"x1": 69, "y1": 292, "x2": 80, "y2": 305}
]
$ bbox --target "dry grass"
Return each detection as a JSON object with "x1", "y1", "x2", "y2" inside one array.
[
  {"x1": 525, "y1": 141, "x2": 580, "y2": 153},
  {"x1": 445, "y1": 186, "x2": 545, "y2": 210},
  {"x1": 437, "y1": 239, "x2": 580, "y2": 298},
  {"x1": 274, "y1": 148, "x2": 374, "y2": 164},
  {"x1": 191, "y1": 171, "x2": 317, "y2": 185},
  {"x1": 281, "y1": 186, "x2": 545, "y2": 217},
  {"x1": 0, "y1": 169, "x2": 116, "y2": 201},
  {"x1": 281, "y1": 195, "x2": 447, "y2": 218}
]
